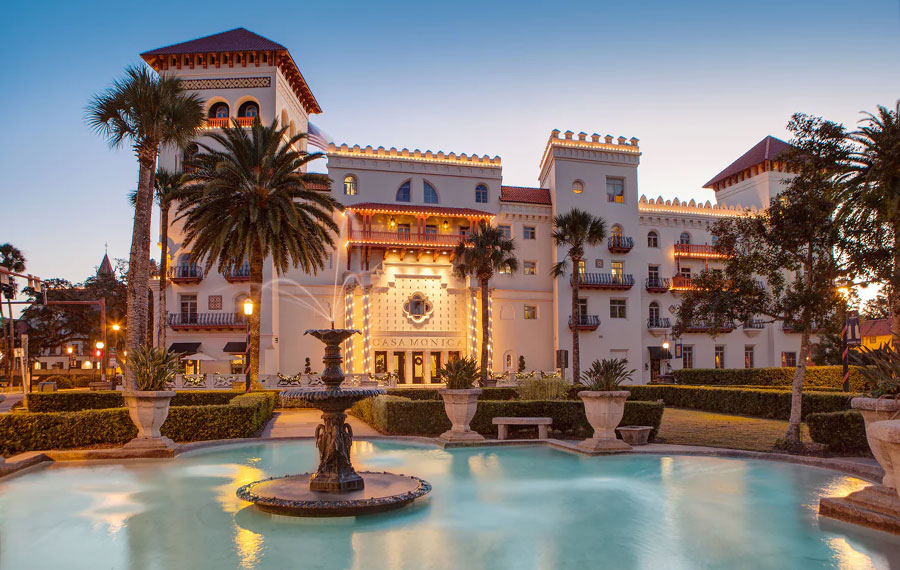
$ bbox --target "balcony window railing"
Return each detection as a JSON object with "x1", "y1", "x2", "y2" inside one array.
[
  {"x1": 683, "y1": 319, "x2": 735, "y2": 332},
  {"x1": 673, "y1": 243, "x2": 726, "y2": 257},
  {"x1": 348, "y1": 230, "x2": 465, "y2": 247},
  {"x1": 743, "y1": 319, "x2": 766, "y2": 329},
  {"x1": 225, "y1": 264, "x2": 251, "y2": 280},
  {"x1": 645, "y1": 277, "x2": 670, "y2": 290},
  {"x1": 167, "y1": 312, "x2": 247, "y2": 327},
  {"x1": 647, "y1": 317, "x2": 671, "y2": 329},
  {"x1": 607, "y1": 236, "x2": 634, "y2": 251},
  {"x1": 572, "y1": 273, "x2": 635, "y2": 287},
  {"x1": 169, "y1": 265, "x2": 204, "y2": 280},
  {"x1": 568, "y1": 314, "x2": 601, "y2": 328}
]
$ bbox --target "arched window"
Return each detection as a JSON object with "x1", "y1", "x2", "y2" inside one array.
[
  {"x1": 208, "y1": 102, "x2": 229, "y2": 119},
  {"x1": 611, "y1": 224, "x2": 623, "y2": 237},
  {"x1": 647, "y1": 231, "x2": 659, "y2": 248},
  {"x1": 396, "y1": 181, "x2": 411, "y2": 202},
  {"x1": 343, "y1": 175, "x2": 358, "y2": 196},
  {"x1": 424, "y1": 181, "x2": 439, "y2": 204},
  {"x1": 649, "y1": 301, "x2": 660, "y2": 322},
  {"x1": 475, "y1": 184, "x2": 488, "y2": 203},
  {"x1": 679, "y1": 232, "x2": 692, "y2": 245},
  {"x1": 237, "y1": 101, "x2": 259, "y2": 118},
  {"x1": 572, "y1": 180, "x2": 584, "y2": 194}
]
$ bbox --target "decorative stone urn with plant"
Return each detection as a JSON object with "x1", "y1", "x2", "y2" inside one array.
[
  {"x1": 851, "y1": 344, "x2": 900, "y2": 490},
  {"x1": 435, "y1": 357, "x2": 484, "y2": 443},
  {"x1": 577, "y1": 358, "x2": 634, "y2": 453},
  {"x1": 122, "y1": 345, "x2": 179, "y2": 450}
]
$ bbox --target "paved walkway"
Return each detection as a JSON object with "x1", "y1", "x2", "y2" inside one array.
[
  {"x1": 260, "y1": 409, "x2": 379, "y2": 438},
  {"x1": 0, "y1": 393, "x2": 24, "y2": 413}
]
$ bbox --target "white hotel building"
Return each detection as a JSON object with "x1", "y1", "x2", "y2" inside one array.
[{"x1": 146, "y1": 28, "x2": 807, "y2": 385}]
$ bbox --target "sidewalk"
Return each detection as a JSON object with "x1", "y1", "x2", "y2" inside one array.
[
  {"x1": 260, "y1": 409, "x2": 379, "y2": 438},
  {"x1": 0, "y1": 393, "x2": 24, "y2": 413}
]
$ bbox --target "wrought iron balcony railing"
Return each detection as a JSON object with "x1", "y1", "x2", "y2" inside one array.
[
  {"x1": 743, "y1": 319, "x2": 766, "y2": 330},
  {"x1": 568, "y1": 314, "x2": 601, "y2": 330},
  {"x1": 673, "y1": 243, "x2": 728, "y2": 259},
  {"x1": 348, "y1": 230, "x2": 466, "y2": 248},
  {"x1": 224, "y1": 264, "x2": 251, "y2": 282},
  {"x1": 645, "y1": 277, "x2": 670, "y2": 292},
  {"x1": 647, "y1": 317, "x2": 671, "y2": 329},
  {"x1": 167, "y1": 312, "x2": 247, "y2": 329},
  {"x1": 607, "y1": 236, "x2": 634, "y2": 253},
  {"x1": 168, "y1": 265, "x2": 204, "y2": 282},
  {"x1": 573, "y1": 273, "x2": 635, "y2": 289}
]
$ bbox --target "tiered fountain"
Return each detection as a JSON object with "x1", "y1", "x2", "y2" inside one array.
[{"x1": 236, "y1": 328, "x2": 431, "y2": 516}]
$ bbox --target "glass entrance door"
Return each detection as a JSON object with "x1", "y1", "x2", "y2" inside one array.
[
  {"x1": 393, "y1": 353, "x2": 406, "y2": 384},
  {"x1": 412, "y1": 352, "x2": 424, "y2": 384},
  {"x1": 429, "y1": 352, "x2": 441, "y2": 384},
  {"x1": 650, "y1": 359, "x2": 660, "y2": 382}
]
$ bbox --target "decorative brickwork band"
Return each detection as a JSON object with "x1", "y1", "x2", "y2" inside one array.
[{"x1": 180, "y1": 77, "x2": 271, "y2": 90}]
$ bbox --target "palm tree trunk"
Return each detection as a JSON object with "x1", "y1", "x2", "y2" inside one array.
[
  {"x1": 571, "y1": 262, "x2": 581, "y2": 383},
  {"x1": 784, "y1": 328, "x2": 810, "y2": 445},
  {"x1": 480, "y1": 276, "x2": 490, "y2": 386},
  {"x1": 124, "y1": 149, "x2": 156, "y2": 391},
  {"x1": 157, "y1": 204, "x2": 169, "y2": 350},
  {"x1": 248, "y1": 241, "x2": 264, "y2": 391}
]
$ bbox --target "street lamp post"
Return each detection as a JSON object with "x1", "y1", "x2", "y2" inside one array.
[
  {"x1": 243, "y1": 299, "x2": 253, "y2": 393},
  {"x1": 96, "y1": 341, "x2": 105, "y2": 384},
  {"x1": 111, "y1": 323, "x2": 121, "y2": 382}
]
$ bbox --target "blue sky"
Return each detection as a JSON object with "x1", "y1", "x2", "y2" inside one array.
[{"x1": 1, "y1": 0, "x2": 898, "y2": 287}]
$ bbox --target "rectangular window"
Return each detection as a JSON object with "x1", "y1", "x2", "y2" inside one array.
[
  {"x1": 499, "y1": 263, "x2": 512, "y2": 274},
  {"x1": 680, "y1": 267, "x2": 692, "y2": 278},
  {"x1": 745, "y1": 345, "x2": 755, "y2": 369},
  {"x1": 610, "y1": 299, "x2": 627, "y2": 319},
  {"x1": 375, "y1": 351, "x2": 387, "y2": 374},
  {"x1": 524, "y1": 261, "x2": 536, "y2": 275},
  {"x1": 523, "y1": 226, "x2": 536, "y2": 240},
  {"x1": 208, "y1": 295, "x2": 222, "y2": 311},
  {"x1": 180, "y1": 294, "x2": 198, "y2": 323},
  {"x1": 498, "y1": 225, "x2": 511, "y2": 239},
  {"x1": 611, "y1": 261, "x2": 624, "y2": 278},
  {"x1": 648, "y1": 265, "x2": 660, "y2": 280},
  {"x1": 682, "y1": 346, "x2": 694, "y2": 369},
  {"x1": 231, "y1": 355, "x2": 245, "y2": 375},
  {"x1": 715, "y1": 345, "x2": 725, "y2": 369},
  {"x1": 524, "y1": 305, "x2": 537, "y2": 320},
  {"x1": 459, "y1": 226, "x2": 470, "y2": 237},
  {"x1": 606, "y1": 178, "x2": 625, "y2": 203},
  {"x1": 782, "y1": 351, "x2": 797, "y2": 367},
  {"x1": 577, "y1": 298, "x2": 588, "y2": 318},
  {"x1": 577, "y1": 260, "x2": 586, "y2": 275},
  {"x1": 397, "y1": 223, "x2": 411, "y2": 236},
  {"x1": 425, "y1": 224, "x2": 437, "y2": 236}
]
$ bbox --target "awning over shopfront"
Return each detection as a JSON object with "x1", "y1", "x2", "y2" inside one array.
[
  {"x1": 168, "y1": 342, "x2": 201, "y2": 355},
  {"x1": 223, "y1": 342, "x2": 247, "y2": 354},
  {"x1": 647, "y1": 346, "x2": 673, "y2": 360}
]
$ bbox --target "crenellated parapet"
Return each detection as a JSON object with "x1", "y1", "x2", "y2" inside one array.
[
  {"x1": 539, "y1": 129, "x2": 640, "y2": 176},
  {"x1": 638, "y1": 194, "x2": 751, "y2": 217},
  {"x1": 327, "y1": 143, "x2": 501, "y2": 168}
]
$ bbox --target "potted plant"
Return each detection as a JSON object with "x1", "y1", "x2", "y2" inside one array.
[
  {"x1": 577, "y1": 358, "x2": 634, "y2": 452},
  {"x1": 435, "y1": 356, "x2": 484, "y2": 442},
  {"x1": 122, "y1": 345, "x2": 179, "y2": 450},
  {"x1": 851, "y1": 345, "x2": 900, "y2": 488}
]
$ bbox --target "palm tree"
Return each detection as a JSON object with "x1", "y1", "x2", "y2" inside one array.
[
  {"x1": 839, "y1": 101, "x2": 900, "y2": 340},
  {"x1": 551, "y1": 208, "x2": 607, "y2": 382},
  {"x1": 1, "y1": 243, "x2": 26, "y2": 381},
  {"x1": 177, "y1": 119, "x2": 340, "y2": 389},
  {"x1": 154, "y1": 168, "x2": 185, "y2": 351},
  {"x1": 87, "y1": 66, "x2": 204, "y2": 390},
  {"x1": 452, "y1": 221, "x2": 518, "y2": 386}
]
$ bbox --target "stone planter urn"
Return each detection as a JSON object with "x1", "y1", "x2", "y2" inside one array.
[
  {"x1": 869, "y1": 420, "x2": 900, "y2": 503},
  {"x1": 578, "y1": 390, "x2": 632, "y2": 452},
  {"x1": 851, "y1": 397, "x2": 900, "y2": 488},
  {"x1": 439, "y1": 388, "x2": 484, "y2": 443},
  {"x1": 123, "y1": 391, "x2": 176, "y2": 450}
]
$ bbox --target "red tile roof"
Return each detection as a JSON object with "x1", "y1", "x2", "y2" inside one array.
[
  {"x1": 860, "y1": 318, "x2": 891, "y2": 338},
  {"x1": 500, "y1": 186, "x2": 551, "y2": 205},
  {"x1": 305, "y1": 180, "x2": 330, "y2": 192},
  {"x1": 140, "y1": 28, "x2": 322, "y2": 115},
  {"x1": 703, "y1": 136, "x2": 792, "y2": 189},
  {"x1": 345, "y1": 202, "x2": 494, "y2": 218}
]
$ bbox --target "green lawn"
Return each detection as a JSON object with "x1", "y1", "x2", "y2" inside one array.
[{"x1": 656, "y1": 407, "x2": 810, "y2": 452}]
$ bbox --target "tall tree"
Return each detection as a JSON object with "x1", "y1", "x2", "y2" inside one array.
[
  {"x1": 838, "y1": 101, "x2": 900, "y2": 339},
  {"x1": 87, "y1": 65, "x2": 204, "y2": 390},
  {"x1": 0, "y1": 244, "x2": 26, "y2": 380},
  {"x1": 452, "y1": 221, "x2": 518, "y2": 385},
  {"x1": 673, "y1": 114, "x2": 850, "y2": 446},
  {"x1": 862, "y1": 292, "x2": 892, "y2": 320},
  {"x1": 153, "y1": 168, "x2": 185, "y2": 350},
  {"x1": 550, "y1": 208, "x2": 607, "y2": 382},
  {"x1": 177, "y1": 119, "x2": 340, "y2": 389}
]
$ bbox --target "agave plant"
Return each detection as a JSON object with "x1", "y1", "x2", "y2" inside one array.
[
  {"x1": 127, "y1": 344, "x2": 181, "y2": 391},
  {"x1": 581, "y1": 358, "x2": 635, "y2": 391},
  {"x1": 852, "y1": 344, "x2": 900, "y2": 397},
  {"x1": 435, "y1": 357, "x2": 481, "y2": 390}
]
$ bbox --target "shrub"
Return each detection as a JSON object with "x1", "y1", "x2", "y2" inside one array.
[
  {"x1": 580, "y1": 358, "x2": 635, "y2": 391},
  {"x1": 516, "y1": 376, "x2": 569, "y2": 400},
  {"x1": 672, "y1": 366, "x2": 870, "y2": 392},
  {"x1": 806, "y1": 411, "x2": 869, "y2": 453},
  {"x1": 384, "y1": 387, "x2": 519, "y2": 401},
  {"x1": 852, "y1": 345, "x2": 900, "y2": 396},
  {"x1": 41, "y1": 375, "x2": 74, "y2": 390},
  {"x1": 622, "y1": 385, "x2": 857, "y2": 420},
  {"x1": 26, "y1": 390, "x2": 239, "y2": 413},
  {"x1": 0, "y1": 392, "x2": 275, "y2": 456}
]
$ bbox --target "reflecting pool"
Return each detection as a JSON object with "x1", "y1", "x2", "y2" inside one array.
[{"x1": 1, "y1": 441, "x2": 898, "y2": 569}]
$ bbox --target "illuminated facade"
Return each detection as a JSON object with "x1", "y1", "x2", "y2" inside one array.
[{"x1": 147, "y1": 28, "x2": 810, "y2": 384}]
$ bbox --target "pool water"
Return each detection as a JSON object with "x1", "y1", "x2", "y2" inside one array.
[{"x1": 0, "y1": 441, "x2": 898, "y2": 569}]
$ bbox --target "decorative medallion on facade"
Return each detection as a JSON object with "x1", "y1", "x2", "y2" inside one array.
[
  {"x1": 179, "y1": 77, "x2": 271, "y2": 90},
  {"x1": 403, "y1": 292, "x2": 434, "y2": 324}
]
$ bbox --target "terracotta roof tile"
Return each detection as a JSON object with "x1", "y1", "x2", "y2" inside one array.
[
  {"x1": 500, "y1": 186, "x2": 551, "y2": 205},
  {"x1": 860, "y1": 318, "x2": 891, "y2": 337},
  {"x1": 703, "y1": 136, "x2": 792, "y2": 189},
  {"x1": 141, "y1": 28, "x2": 286, "y2": 56}
]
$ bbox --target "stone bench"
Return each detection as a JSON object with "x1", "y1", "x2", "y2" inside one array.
[
  {"x1": 89, "y1": 382, "x2": 112, "y2": 391},
  {"x1": 616, "y1": 426, "x2": 654, "y2": 446},
  {"x1": 493, "y1": 417, "x2": 552, "y2": 441}
]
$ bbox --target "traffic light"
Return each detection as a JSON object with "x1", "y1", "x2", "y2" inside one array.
[{"x1": 95, "y1": 349, "x2": 102, "y2": 358}]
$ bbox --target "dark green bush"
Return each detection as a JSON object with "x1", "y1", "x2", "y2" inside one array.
[
  {"x1": 383, "y1": 387, "x2": 519, "y2": 401},
  {"x1": 350, "y1": 396, "x2": 664, "y2": 439},
  {"x1": 26, "y1": 390, "x2": 239, "y2": 413},
  {"x1": 41, "y1": 375, "x2": 74, "y2": 390},
  {"x1": 806, "y1": 411, "x2": 869, "y2": 453},
  {"x1": 622, "y1": 385, "x2": 857, "y2": 420},
  {"x1": 0, "y1": 392, "x2": 275, "y2": 456},
  {"x1": 672, "y1": 366, "x2": 870, "y2": 392},
  {"x1": 170, "y1": 391, "x2": 238, "y2": 407}
]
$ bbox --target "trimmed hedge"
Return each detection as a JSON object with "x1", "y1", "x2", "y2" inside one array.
[
  {"x1": 623, "y1": 385, "x2": 857, "y2": 420},
  {"x1": 350, "y1": 396, "x2": 664, "y2": 439},
  {"x1": 806, "y1": 411, "x2": 869, "y2": 453},
  {"x1": 383, "y1": 387, "x2": 519, "y2": 401},
  {"x1": 672, "y1": 366, "x2": 870, "y2": 392},
  {"x1": 0, "y1": 392, "x2": 275, "y2": 456},
  {"x1": 26, "y1": 390, "x2": 239, "y2": 413}
]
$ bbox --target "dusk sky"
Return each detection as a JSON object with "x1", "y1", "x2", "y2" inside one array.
[{"x1": 2, "y1": 0, "x2": 898, "y2": 288}]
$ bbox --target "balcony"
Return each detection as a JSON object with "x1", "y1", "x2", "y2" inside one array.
[
  {"x1": 743, "y1": 319, "x2": 766, "y2": 335},
  {"x1": 573, "y1": 273, "x2": 635, "y2": 290},
  {"x1": 203, "y1": 116, "x2": 256, "y2": 129},
  {"x1": 607, "y1": 236, "x2": 634, "y2": 254},
  {"x1": 169, "y1": 265, "x2": 204, "y2": 284},
  {"x1": 674, "y1": 243, "x2": 728, "y2": 259},
  {"x1": 569, "y1": 314, "x2": 600, "y2": 331},
  {"x1": 348, "y1": 230, "x2": 466, "y2": 249},
  {"x1": 670, "y1": 275, "x2": 695, "y2": 291},
  {"x1": 647, "y1": 317, "x2": 671, "y2": 333},
  {"x1": 645, "y1": 277, "x2": 670, "y2": 293},
  {"x1": 224, "y1": 264, "x2": 251, "y2": 283},
  {"x1": 681, "y1": 319, "x2": 735, "y2": 334},
  {"x1": 167, "y1": 312, "x2": 247, "y2": 331},
  {"x1": 782, "y1": 321, "x2": 826, "y2": 334}
]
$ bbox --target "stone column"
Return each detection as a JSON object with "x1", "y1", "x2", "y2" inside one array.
[
  {"x1": 487, "y1": 287, "x2": 494, "y2": 374},
  {"x1": 362, "y1": 286, "x2": 372, "y2": 372},
  {"x1": 343, "y1": 285, "x2": 355, "y2": 372}
]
